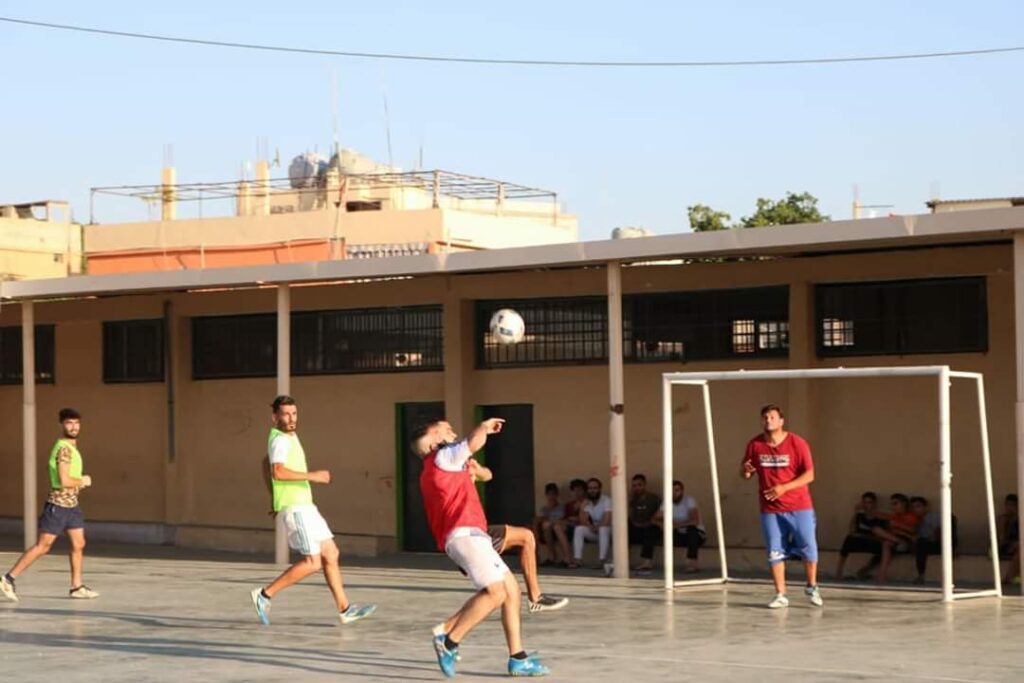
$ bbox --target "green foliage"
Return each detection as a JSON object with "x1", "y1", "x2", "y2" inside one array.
[
  {"x1": 688, "y1": 192, "x2": 829, "y2": 232},
  {"x1": 739, "y1": 192, "x2": 829, "y2": 228},
  {"x1": 687, "y1": 204, "x2": 732, "y2": 232}
]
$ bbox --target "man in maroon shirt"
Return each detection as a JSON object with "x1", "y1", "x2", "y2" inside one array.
[
  {"x1": 414, "y1": 417, "x2": 550, "y2": 678},
  {"x1": 741, "y1": 404, "x2": 823, "y2": 609}
]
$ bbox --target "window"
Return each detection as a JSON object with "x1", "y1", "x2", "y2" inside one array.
[
  {"x1": 292, "y1": 305, "x2": 442, "y2": 374},
  {"x1": 103, "y1": 319, "x2": 165, "y2": 383},
  {"x1": 193, "y1": 314, "x2": 276, "y2": 379},
  {"x1": 193, "y1": 307, "x2": 443, "y2": 379},
  {"x1": 0, "y1": 325, "x2": 55, "y2": 384},
  {"x1": 477, "y1": 286, "x2": 789, "y2": 368},
  {"x1": 626, "y1": 286, "x2": 789, "y2": 362},
  {"x1": 477, "y1": 297, "x2": 608, "y2": 368},
  {"x1": 816, "y1": 277, "x2": 987, "y2": 356}
]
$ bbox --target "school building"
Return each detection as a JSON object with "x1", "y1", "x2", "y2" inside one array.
[{"x1": 0, "y1": 204, "x2": 1022, "y2": 583}]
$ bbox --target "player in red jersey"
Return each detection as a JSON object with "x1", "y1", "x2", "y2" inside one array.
[
  {"x1": 413, "y1": 417, "x2": 550, "y2": 678},
  {"x1": 741, "y1": 404, "x2": 823, "y2": 609}
]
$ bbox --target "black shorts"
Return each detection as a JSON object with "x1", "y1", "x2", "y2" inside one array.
[
  {"x1": 487, "y1": 524, "x2": 508, "y2": 553},
  {"x1": 38, "y1": 503, "x2": 84, "y2": 535}
]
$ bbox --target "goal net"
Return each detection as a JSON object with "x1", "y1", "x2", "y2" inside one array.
[{"x1": 660, "y1": 365, "x2": 1001, "y2": 602}]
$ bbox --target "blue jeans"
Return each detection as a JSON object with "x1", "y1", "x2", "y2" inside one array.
[{"x1": 760, "y1": 510, "x2": 818, "y2": 566}]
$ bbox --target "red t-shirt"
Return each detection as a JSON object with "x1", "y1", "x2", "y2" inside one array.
[
  {"x1": 743, "y1": 432, "x2": 815, "y2": 513},
  {"x1": 419, "y1": 445, "x2": 488, "y2": 551}
]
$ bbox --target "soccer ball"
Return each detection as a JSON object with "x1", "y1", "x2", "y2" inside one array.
[{"x1": 489, "y1": 308, "x2": 525, "y2": 345}]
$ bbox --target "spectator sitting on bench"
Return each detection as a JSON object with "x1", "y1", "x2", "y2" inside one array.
[
  {"x1": 652, "y1": 480, "x2": 706, "y2": 573},
  {"x1": 911, "y1": 496, "x2": 958, "y2": 585},
  {"x1": 834, "y1": 491, "x2": 885, "y2": 580},
  {"x1": 534, "y1": 482, "x2": 567, "y2": 567},
  {"x1": 873, "y1": 493, "x2": 921, "y2": 583}
]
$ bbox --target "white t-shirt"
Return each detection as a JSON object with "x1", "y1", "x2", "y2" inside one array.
[
  {"x1": 583, "y1": 494, "x2": 612, "y2": 523},
  {"x1": 434, "y1": 441, "x2": 472, "y2": 472},
  {"x1": 662, "y1": 495, "x2": 704, "y2": 532}
]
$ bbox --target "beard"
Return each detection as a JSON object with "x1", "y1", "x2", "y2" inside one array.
[{"x1": 587, "y1": 491, "x2": 601, "y2": 502}]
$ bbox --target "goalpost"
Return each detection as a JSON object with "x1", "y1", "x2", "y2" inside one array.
[{"x1": 660, "y1": 365, "x2": 1002, "y2": 603}]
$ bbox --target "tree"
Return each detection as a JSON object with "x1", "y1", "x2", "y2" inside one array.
[
  {"x1": 739, "y1": 192, "x2": 829, "y2": 228},
  {"x1": 687, "y1": 204, "x2": 732, "y2": 232}
]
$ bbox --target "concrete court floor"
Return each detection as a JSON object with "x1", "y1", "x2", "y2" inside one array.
[{"x1": 0, "y1": 546, "x2": 1021, "y2": 683}]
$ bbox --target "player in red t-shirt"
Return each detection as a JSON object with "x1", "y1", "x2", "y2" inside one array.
[
  {"x1": 413, "y1": 417, "x2": 550, "y2": 678},
  {"x1": 741, "y1": 404, "x2": 823, "y2": 609}
]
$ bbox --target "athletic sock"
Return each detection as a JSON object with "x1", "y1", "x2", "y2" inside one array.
[
  {"x1": 260, "y1": 589, "x2": 271, "y2": 600},
  {"x1": 511, "y1": 651, "x2": 528, "y2": 660},
  {"x1": 444, "y1": 635, "x2": 459, "y2": 651}
]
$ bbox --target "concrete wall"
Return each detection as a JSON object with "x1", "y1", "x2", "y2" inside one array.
[
  {"x1": 0, "y1": 217, "x2": 82, "y2": 279},
  {"x1": 0, "y1": 241, "x2": 1014, "y2": 557},
  {"x1": 84, "y1": 205, "x2": 577, "y2": 265}
]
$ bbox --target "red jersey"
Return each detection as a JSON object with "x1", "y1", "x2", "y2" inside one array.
[
  {"x1": 743, "y1": 432, "x2": 815, "y2": 513},
  {"x1": 419, "y1": 445, "x2": 488, "y2": 550}
]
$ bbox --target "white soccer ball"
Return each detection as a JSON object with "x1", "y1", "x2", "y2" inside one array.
[{"x1": 489, "y1": 308, "x2": 525, "y2": 345}]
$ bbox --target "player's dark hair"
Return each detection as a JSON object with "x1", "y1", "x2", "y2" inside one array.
[
  {"x1": 544, "y1": 482, "x2": 559, "y2": 495},
  {"x1": 58, "y1": 407, "x2": 80, "y2": 422},
  {"x1": 271, "y1": 395, "x2": 296, "y2": 413},
  {"x1": 862, "y1": 491, "x2": 877, "y2": 501},
  {"x1": 910, "y1": 496, "x2": 928, "y2": 506},
  {"x1": 632, "y1": 473, "x2": 646, "y2": 483},
  {"x1": 891, "y1": 493, "x2": 909, "y2": 505},
  {"x1": 1007, "y1": 494, "x2": 1018, "y2": 504},
  {"x1": 760, "y1": 404, "x2": 785, "y2": 418},
  {"x1": 409, "y1": 419, "x2": 446, "y2": 455},
  {"x1": 569, "y1": 478, "x2": 586, "y2": 491}
]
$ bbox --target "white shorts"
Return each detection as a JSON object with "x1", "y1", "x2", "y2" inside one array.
[
  {"x1": 446, "y1": 529, "x2": 510, "y2": 590},
  {"x1": 281, "y1": 505, "x2": 334, "y2": 556}
]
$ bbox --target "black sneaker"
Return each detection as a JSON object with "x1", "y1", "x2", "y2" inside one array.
[{"x1": 528, "y1": 594, "x2": 569, "y2": 613}]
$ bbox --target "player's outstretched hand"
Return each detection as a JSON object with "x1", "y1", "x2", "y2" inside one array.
[
  {"x1": 482, "y1": 418, "x2": 505, "y2": 434},
  {"x1": 309, "y1": 470, "x2": 331, "y2": 484}
]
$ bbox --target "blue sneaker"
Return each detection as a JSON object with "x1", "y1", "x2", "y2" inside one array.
[
  {"x1": 433, "y1": 633, "x2": 458, "y2": 678},
  {"x1": 250, "y1": 588, "x2": 271, "y2": 625},
  {"x1": 508, "y1": 654, "x2": 550, "y2": 677},
  {"x1": 339, "y1": 603, "x2": 377, "y2": 624}
]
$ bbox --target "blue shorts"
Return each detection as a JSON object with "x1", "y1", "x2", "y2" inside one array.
[
  {"x1": 760, "y1": 510, "x2": 818, "y2": 566},
  {"x1": 38, "y1": 503, "x2": 85, "y2": 536}
]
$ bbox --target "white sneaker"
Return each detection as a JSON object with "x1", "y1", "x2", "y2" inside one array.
[
  {"x1": 0, "y1": 574, "x2": 17, "y2": 602},
  {"x1": 69, "y1": 585, "x2": 99, "y2": 600},
  {"x1": 768, "y1": 593, "x2": 789, "y2": 609},
  {"x1": 338, "y1": 603, "x2": 376, "y2": 624},
  {"x1": 805, "y1": 585, "x2": 823, "y2": 607}
]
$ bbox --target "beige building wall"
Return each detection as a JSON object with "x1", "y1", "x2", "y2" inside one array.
[
  {"x1": 84, "y1": 207, "x2": 577, "y2": 257},
  {"x1": 0, "y1": 217, "x2": 82, "y2": 279},
  {"x1": 0, "y1": 242, "x2": 1013, "y2": 557}
]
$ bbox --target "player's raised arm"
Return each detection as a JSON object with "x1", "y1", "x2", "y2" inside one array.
[{"x1": 466, "y1": 418, "x2": 505, "y2": 453}]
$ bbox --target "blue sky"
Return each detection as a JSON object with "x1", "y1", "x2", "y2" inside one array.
[{"x1": 1, "y1": 1, "x2": 1022, "y2": 240}]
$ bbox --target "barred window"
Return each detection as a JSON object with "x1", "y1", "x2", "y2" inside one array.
[
  {"x1": 193, "y1": 314, "x2": 276, "y2": 379},
  {"x1": 0, "y1": 325, "x2": 55, "y2": 384},
  {"x1": 822, "y1": 318, "x2": 854, "y2": 347},
  {"x1": 477, "y1": 286, "x2": 789, "y2": 368},
  {"x1": 193, "y1": 306, "x2": 443, "y2": 379},
  {"x1": 104, "y1": 319, "x2": 165, "y2": 383},
  {"x1": 293, "y1": 305, "x2": 443, "y2": 374},
  {"x1": 816, "y1": 277, "x2": 987, "y2": 356},
  {"x1": 627, "y1": 286, "x2": 789, "y2": 362},
  {"x1": 476, "y1": 298, "x2": 607, "y2": 368}
]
